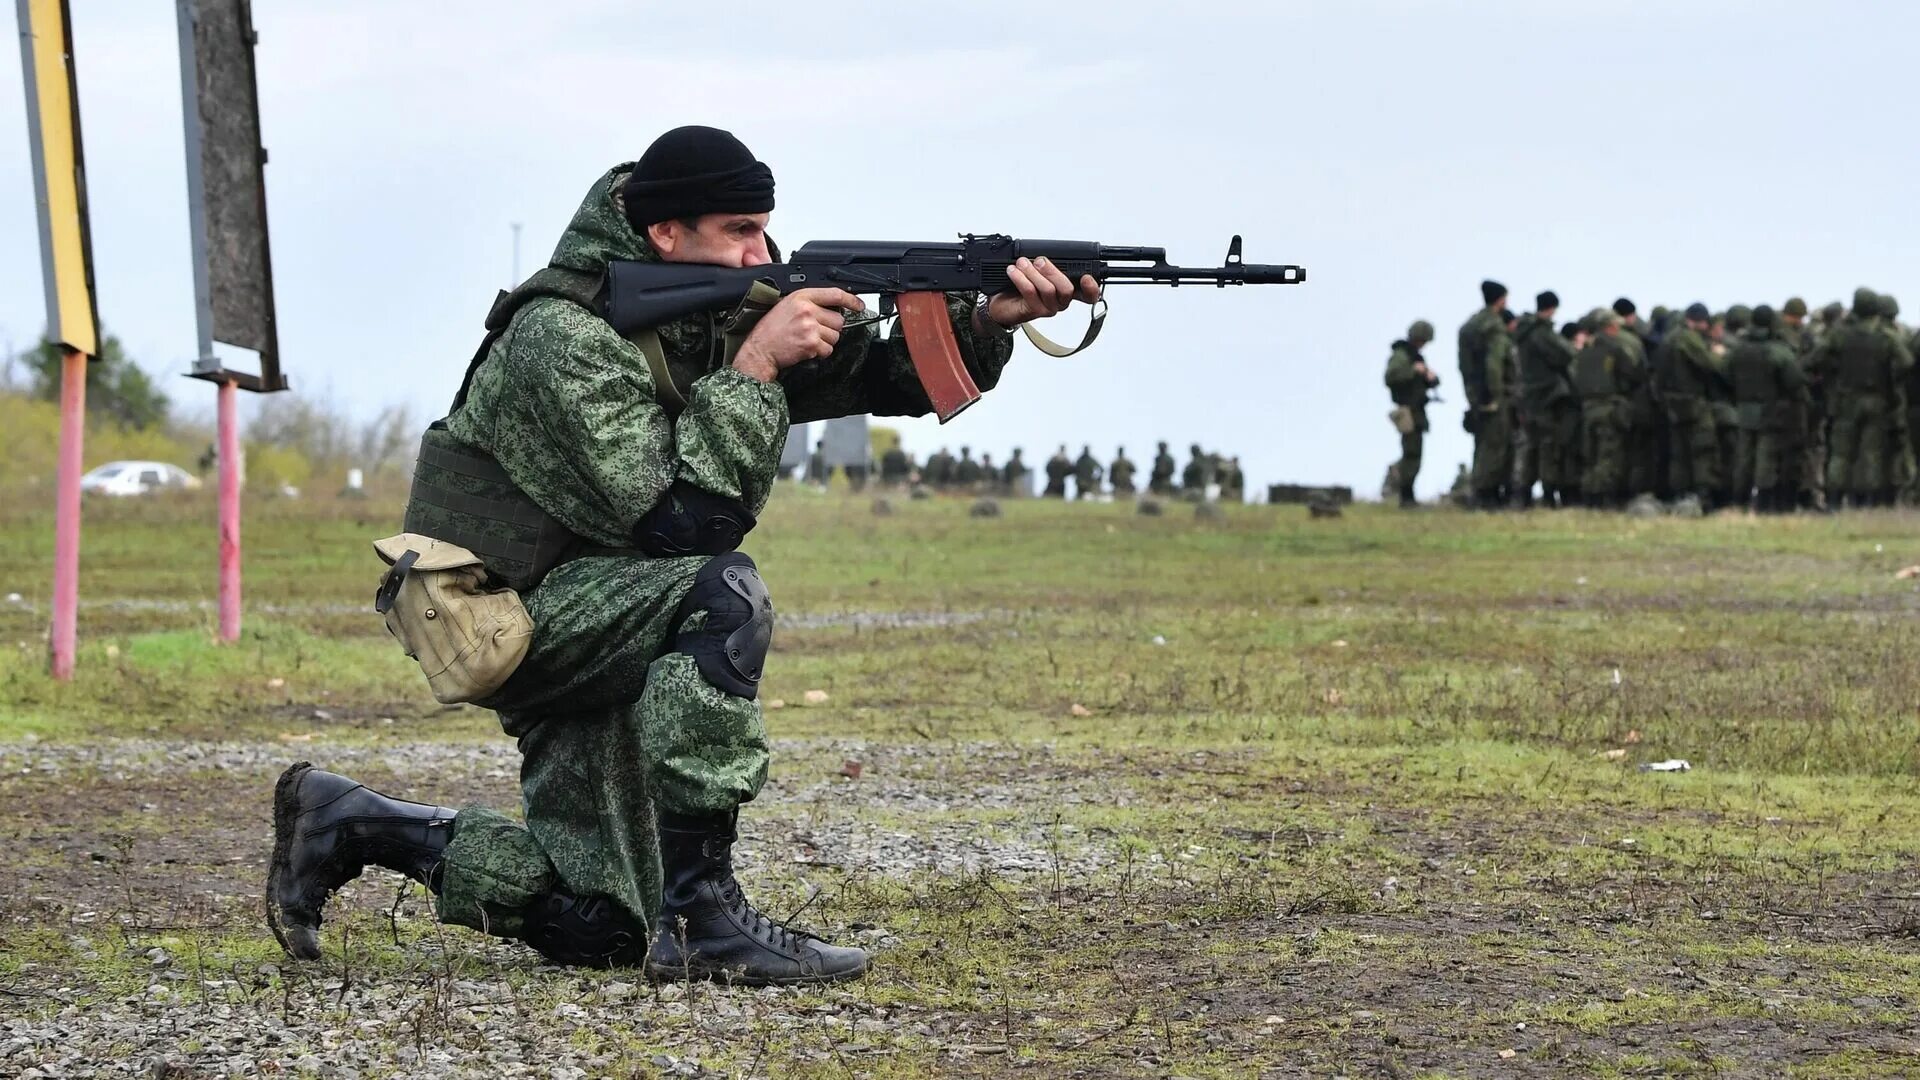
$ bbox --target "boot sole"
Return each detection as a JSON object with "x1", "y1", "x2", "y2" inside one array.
[
  {"x1": 644, "y1": 957, "x2": 871, "y2": 988},
  {"x1": 265, "y1": 761, "x2": 315, "y2": 961}
]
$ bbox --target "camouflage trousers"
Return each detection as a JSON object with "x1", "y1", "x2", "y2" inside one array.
[
  {"x1": 434, "y1": 553, "x2": 769, "y2": 938},
  {"x1": 1469, "y1": 406, "x2": 1512, "y2": 499},
  {"x1": 1512, "y1": 404, "x2": 1581, "y2": 497},
  {"x1": 1665, "y1": 398, "x2": 1722, "y2": 500},
  {"x1": 1827, "y1": 394, "x2": 1895, "y2": 501},
  {"x1": 1394, "y1": 426, "x2": 1424, "y2": 492},
  {"x1": 1581, "y1": 399, "x2": 1629, "y2": 502},
  {"x1": 1730, "y1": 428, "x2": 1788, "y2": 504}
]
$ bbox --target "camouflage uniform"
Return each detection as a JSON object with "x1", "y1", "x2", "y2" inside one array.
[
  {"x1": 1384, "y1": 323, "x2": 1438, "y2": 506},
  {"x1": 1457, "y1": 304, "x2": 1508, "y2": 506},
  {"x1": 1811, "y1": 291, "x2": 1912, "y2": 506},
  {"x1": 1653, "y1": 320, "x2": 1724, "y2": 503},
  {"x1": 430, "y1": 166, "x2": 1013, "y2": 936},
  {"x1": 1043, "y1": 448, "x2": 1071, "y2": 498},
  {"x1": 1109, "y1": 450, "x2": 1137, "y2": 495},
  {"x1": 1073, "y1": 447, "x2": 1103, "y2": 499},
  {"x1": 1725, "y1": 310, "x2": 1807, "y2": 511},
  {"x1": 1616, "y1": 324, "x2": 1658, "y2": 498},
  {"x1": 1572, "y1": 313, "x2": 1644, "y2": 506},
  {"x1": 1513, "y1": 314, "x2": 1579, "y2": 506},
  {"x1": 952, "y1": 448, "x2": 983, "y2": 490},
  {"x1": 1148, "y1": 444, "x2": 1176, "y2": 495}
]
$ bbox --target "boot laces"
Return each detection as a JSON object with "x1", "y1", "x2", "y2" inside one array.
[{"x1": 718, "y1": 878, "x2": 815, "y2": 951}]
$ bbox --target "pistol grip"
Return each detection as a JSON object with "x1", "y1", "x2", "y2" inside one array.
[{"x1": 896, "y1": 291, "x2": 981, "y2": 423}]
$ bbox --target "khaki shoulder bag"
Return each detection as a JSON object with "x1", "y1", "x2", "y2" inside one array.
[{"x1": 373, "y1": 533, "x2": 533, "y2": 704}]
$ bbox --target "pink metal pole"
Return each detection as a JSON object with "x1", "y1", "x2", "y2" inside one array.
[
  {"x1": 217, "y1": 379, "x2": 241, "y2": 642},
  {"x1": 50, "y1": 349, "x2": 87, "y2": 680}
]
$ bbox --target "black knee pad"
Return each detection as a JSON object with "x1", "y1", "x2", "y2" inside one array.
[{"x1": 675, "y1": 552, "x2": 772, "y2": 699}]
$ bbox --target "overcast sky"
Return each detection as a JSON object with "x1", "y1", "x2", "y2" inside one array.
[{"x1": 5, "y1": 1, "x2": 1918, "y2": 497}]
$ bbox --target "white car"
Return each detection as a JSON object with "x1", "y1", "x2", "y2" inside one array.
[{"x1": 79, "y1": 460, "x2": 202, "y2": 496}]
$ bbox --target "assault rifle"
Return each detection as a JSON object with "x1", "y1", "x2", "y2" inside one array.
[{"x1": 604, "y1": 234, "x2": 1306, "y2": 421}]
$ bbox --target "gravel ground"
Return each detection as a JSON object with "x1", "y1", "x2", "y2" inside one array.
[{"x1": 2, "y1": 735, "x2": 1134, "y2": 1078}]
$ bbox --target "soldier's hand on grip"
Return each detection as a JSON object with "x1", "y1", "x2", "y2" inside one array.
[{"x1": 733, "y1": 288, "x2": 866, "y2": 382}]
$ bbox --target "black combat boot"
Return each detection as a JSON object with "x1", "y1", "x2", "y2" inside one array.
[
  {"x1": 268, "y1": 762, "x2": 455, "y2": 961},
  {"x1": 1397, "y1": 482, "x2": 1418, "y2": 510},
  {"x1": 647, "y1": 810, "x2": 870, "y2": 986},
  {"x1": 520, "y1": 890, "x2": 651, "y2": 969}
]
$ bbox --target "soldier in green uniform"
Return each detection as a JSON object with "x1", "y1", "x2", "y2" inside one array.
[
  {"x1": 1709, "y1": 309, "x2": 1749, "y2": 508},
  {"x1": 1613, "y1": 299, "x2": 1659, "y2": 500},
  {"x1": 1181, "y1": 443, "x2": 1213, "y2": 499},
  {"x1": 1877, "y1": 294, "x2": 1915, "y2": 502},
  {"x1": 264, "y1": 127, "x2": 1099, "y2": 985},
  {"x1": 1043, "y1": 445, "x2": 1072, "y2": 498},
  {"x1": 952, "y1": 445, "x2": 983, "y2": 490},
  {"x1": 1149, "y1": 441, "x2": 1176, "y2": 495},
  {"x1": 1778, "y1": 298, "x2": 1824, "y2": 510},
  {"x1": 1458, "y1": 280, "x2": 1510, "y2": 509},
  {"x1": 1073, "y1": 445, "x2": 1104, "y2": 499},
  {"x1": 923, "y1": 447, "x2": 955, "y2": 491},
  {"x1": 1726, "y1": 306, "x2": 1808, "y2": 512},
  {"x1": 1572, "y1": 309, "x2": 1644, "y2": 508},
  {"x1": 1653, "y1": 303, "x2": 1724, "y2": 508},
  {"x1": 1109, "y1": 447, "x2": 1137, "y2": 495},
  {"x1": 1384, "y1": 320, "x2": 1440, "y2": 508},
  {"x1": 1811, "y1": 289, "x2": 1912, "y2": 507},
  {"x1": 1003, "y1": 447, "x2": 1030, "y2": 497},
  {"x1": 878, "y1": 443, "x2": 911, "y2": 488},
  {"x1": 1219, "y1": 456, "x2": 1246, "y2": 502},
  {"x1": 1513, "y1": 292, "x2": 1579, "y2": 509}
]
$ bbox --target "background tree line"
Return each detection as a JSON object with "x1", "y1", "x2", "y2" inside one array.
[{"x1": 1, "y1": 333, "x2": 416, "y2": 495}]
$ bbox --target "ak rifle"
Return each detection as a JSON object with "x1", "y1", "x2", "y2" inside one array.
[{"x1": 604, "y1": 234, "x2": 1306, "y2": 421}]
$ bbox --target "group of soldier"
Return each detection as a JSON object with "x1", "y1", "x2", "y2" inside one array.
[
  {"x1": 1386, "y1": 280, "x2": 1917, "y2": 512},
  {"x1": 873, "y1": 442, "x2": 1246, "y2": 501}
]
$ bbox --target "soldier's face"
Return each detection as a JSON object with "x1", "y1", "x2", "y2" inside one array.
[{"x1": 652, "y1": 213, "x2": 773, "y2": 267}]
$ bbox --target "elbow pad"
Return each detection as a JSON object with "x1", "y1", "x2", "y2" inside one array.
[{"x1": 633, "y1": 481, "x2": 756, "y2": 557}]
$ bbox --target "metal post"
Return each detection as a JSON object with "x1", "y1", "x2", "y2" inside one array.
[
  {"x1": 175, "y1": 0, "x2": 217, "y2": 372},
  {"x1": 216, "y1": 379, "x2": 241, "y2": 641},
  {"x1": 51, "y1": 349, "x2": 85, "y2": 680}
]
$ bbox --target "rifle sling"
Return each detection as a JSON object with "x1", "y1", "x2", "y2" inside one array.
[{"x1": 1019, "y1": 295, "x2": 1108, "y2": 358}]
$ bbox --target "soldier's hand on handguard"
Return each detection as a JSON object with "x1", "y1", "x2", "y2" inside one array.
[
  {"x1": 733, "y1": 288, "x2": 866, "y2": 382},
  {"x1": 981, "y1": 256, "x2": 1102, "y2": 329}
]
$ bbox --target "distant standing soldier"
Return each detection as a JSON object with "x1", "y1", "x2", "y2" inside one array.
[
  {"x1": 1726, "y1": 305, "x2": 1808, "y2": 512},
  {"x1": 1780, "y1": 297, "x2": 1825, "y2": 510},
  {"x1": 1878, "y1": 294, "x2": 1914, "y2": 502},
  {"x1": 1458, "y1": 280, "x2": 1510, "y2": 509},
  {"x1": 1384, "y1": 320, "x2": 1440, "y2": 509},
  {"x1": 1513, "y1": 292, "x2": 1578, "y2": 509},
  {"x1": 1219, "y1": 456, "x2": 1245, "y2": 502},
  {"x1": 1073, "y1": 444, "x2": 1103, "y2": 499},
  {"x1": 1572, "y1": 309, "x2": 1644, "y2": 508},
  {"x1": 978, "y1": 453, "x2": 997, "y2": 493},
  {"x1": 952, "y1": 445, "x2": 983, "y2": 490},
  {"x1": 1109, "y1": 446, "x2": 1137, "y2": 495},
  {"x1": 1003, "y1": 447, "x2": 1030, "y2": 496},
  {"x1": 1654, "y1": 303, "x2": 1724, "y2": 508},
  {"x1": 1810, "y1": 288, "x2": 1911, "y2": 507},
  {"x1": 879, "y1": 443, "x2": 911, "y2": 488},
  {"x1": 1614, "y1": 299, "x2": 1659, "y2": 500},
  {"x1": 1181, "y1": 442, "x2": 1213, "y2": 498},
  {"x1": 1149, "y1": 441, "x2": 1177, "y2": 495},
  {"x1": 1043, "y1": 445, "x2": 1072, "y2": 498},
  {"x1": 924, "y1": 446, "x2": 956, "y2": 491}
]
